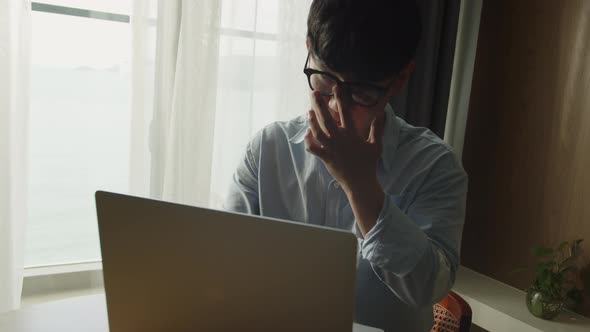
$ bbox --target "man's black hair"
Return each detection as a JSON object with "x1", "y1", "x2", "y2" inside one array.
[{"x1": 307, "y1": 0, "x2": 422, "y2": 82}]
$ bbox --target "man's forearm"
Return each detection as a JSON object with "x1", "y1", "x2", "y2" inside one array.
[{"x1": 344, "y1": 176, "x2": 385, "y2": 236}]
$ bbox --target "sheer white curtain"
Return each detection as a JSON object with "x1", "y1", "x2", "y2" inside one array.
[
  {"x1": 130, "y1": 0, "x2": 312, "y2": 208},
  {"x1": 0, "y1": 0, "x2": 31, "y2": 313}
]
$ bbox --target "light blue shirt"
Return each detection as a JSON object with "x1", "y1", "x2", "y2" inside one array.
[{"x1": 224, "y1": 104, "x2": 468, "y2": 332}]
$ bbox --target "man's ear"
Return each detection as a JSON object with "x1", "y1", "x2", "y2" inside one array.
[
  {"x1": 388, "y1": 60, "x2": 416, "y2": 97},
  {"x1": 306, "y1": 38, "x2": 310, "y2": 51}
]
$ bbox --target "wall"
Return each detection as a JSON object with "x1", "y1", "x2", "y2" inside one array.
[{"x1": 461, "y1": 0, "x2": 590, "y2": 316}]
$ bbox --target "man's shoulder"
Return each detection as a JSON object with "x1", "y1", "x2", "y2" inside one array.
[
  {"x1": 395, "y1": 118, "x2": 463, "y2": 171},
  {"x1": 252, "y1": 114, "x2": 307, "y2": 145},
  {"x1": 245, "y1": 114, "x2": 307, "y2": 159}
]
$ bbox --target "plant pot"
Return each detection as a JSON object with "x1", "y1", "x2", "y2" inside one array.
[{"x1": 526, "y1": 288, "x2": 564, "y2": 320}]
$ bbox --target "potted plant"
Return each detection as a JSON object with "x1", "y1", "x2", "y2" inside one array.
[{"x1": 516, "y1": 239, "x2": 584, "y2": 320}]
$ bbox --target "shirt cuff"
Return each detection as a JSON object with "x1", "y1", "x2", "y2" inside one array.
[{"x1": 355, "y1": 194, "x2": 429, "y2": 276}]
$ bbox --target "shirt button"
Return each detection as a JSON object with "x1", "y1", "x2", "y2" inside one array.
[{"x1": 334, "y1": 182, "x2": 340, "y2": 189}]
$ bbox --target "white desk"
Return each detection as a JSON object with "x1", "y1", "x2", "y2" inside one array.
[
  {"x1": 0, "y1": 294, "x2": 383, "y2": 332},
  {"x1": 453, "y1": 267, "x2": 590, "y2": 332}
]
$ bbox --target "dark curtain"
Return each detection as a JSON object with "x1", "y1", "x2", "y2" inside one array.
[{"x1": 390, "y1": 0, "x2": 461, "y2": 138}]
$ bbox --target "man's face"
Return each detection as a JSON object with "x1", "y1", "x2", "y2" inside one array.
[{"x1": 306, "y1": 54, "x2": 409, "y2": 139}]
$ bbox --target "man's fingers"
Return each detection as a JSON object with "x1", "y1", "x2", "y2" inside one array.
[
  {"x1": 308, "y1": 110, "x2": 331, "y2": 147},
  {"x1": 310, "y1": 91, "x2": 336, "y2": 137},
  {"x1": 368, "y1": 115, "x2": 385, "y2": 145},
  {"x1": 334, "y1": 85, "x2": 353, "y2": 129},
  {"x1": 304, "y1": 128, "x2": 330, "y2": 160}
]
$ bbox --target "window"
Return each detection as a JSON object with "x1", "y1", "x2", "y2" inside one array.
[
  {"x1": 210, "y1": 0, "x2": 281, "y2": 208},
  {"x1": 26, "y1": 1, "x2": 132, "y2": 267},
  {"x1": 26, "y1": 0, "x2": 294, "y2": 269}
]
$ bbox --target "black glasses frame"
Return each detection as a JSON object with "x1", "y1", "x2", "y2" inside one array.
[{"x1": 302, "y1": 52, "x2": 390, "y2": 107}]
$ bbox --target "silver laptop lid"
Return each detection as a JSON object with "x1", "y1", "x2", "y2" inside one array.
[{"x1": 96, "y1": 191, "x2": 357, "y2": 332}]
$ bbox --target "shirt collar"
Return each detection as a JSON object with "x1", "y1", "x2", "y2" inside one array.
[
  {"x1": 287, "y1": 115, "x2": 309, "y2": 144},
  {"x1": 381, "y1": 104, "x2": 400, "y2": 171},
  {"x1": 288, "y1": 104, "x2": 400, "y2": 171}
]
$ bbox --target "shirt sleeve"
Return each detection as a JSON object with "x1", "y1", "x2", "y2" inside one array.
[
  {"x1": 356, "y1": 152, "x2": 468, "y2": 307},
  {"x1": 223, "y1": 138, "x2": 261, "y2": 215}
]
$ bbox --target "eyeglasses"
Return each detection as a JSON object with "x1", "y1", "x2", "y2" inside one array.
[{"x1": 303, "y1": 52, "x2": 391, "y2": 107}]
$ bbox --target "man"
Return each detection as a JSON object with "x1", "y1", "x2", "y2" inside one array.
[{"x1": 224, "y1": 1, "x2": 467, "y2": 331}]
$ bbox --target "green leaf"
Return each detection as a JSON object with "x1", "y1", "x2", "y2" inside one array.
[
  {"x1": 538, "y1": 270, "x2": 552, "y2": 287},
  {"x1": 531, "y1": 245, "x2": 554, "y2": 256},
  {"x1": 560, "y1": 256, "x2": 575, "y2": 268},
  {"x1": 535, "y1": 261, "x2": 556, "y2": 273},
  {"x1": 570, "y1": 239, "x2": 584, "y2": 255},
  {"x1": 558, "y1": 241, "x2": 569, "y2": 251},
  {"x1": 560, "y1": 266, "x2": 577, "y2": 274}
]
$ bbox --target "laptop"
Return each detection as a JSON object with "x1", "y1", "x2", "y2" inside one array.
[{"x1": 95, "y1": 191, "x2": 359, "y2": 332}]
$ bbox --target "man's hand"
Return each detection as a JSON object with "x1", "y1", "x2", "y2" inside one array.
[{"x1": 304, "y1": 86, "x2": 386, "y2": 236}]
